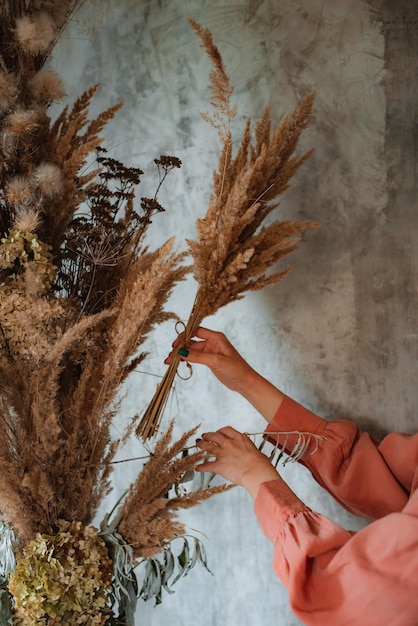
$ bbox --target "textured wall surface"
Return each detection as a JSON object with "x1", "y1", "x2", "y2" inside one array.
[{"x1": 53, "y1": 1, "x2": 418, "y2": 624}]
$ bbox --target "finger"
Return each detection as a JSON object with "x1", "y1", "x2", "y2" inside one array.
[
  {"x1": 201, "y1": 431, "x2": 227, "y2": 446},
  {"x1": 217, "y1": 426, "x2": 241, "y2": 438},
  {"x1": 172, "y1": 328, "x2": 209, "y2": 349},
  {"x1": 201, "y1": 427, "x2": 240, "y2": 443},
  {"x1": 194, "y1": 327, "x2": 232, "y2": 351},
  {"x1": 164, "y1": 349, "x2": 175, "y2": 364},
  {"x1": 193, "y1": 326, "x2": 214, "y2": 340},
  {"x1": 195, "y1": 459, "x2": 218, "y2": 473},
  {"x1": 186, "y1": 339, "x2": 209, "y2": 353},
  {"x1": 171, "y1": 335, "x2": 183, "y2": 348},
  {"x1": 196, "y1": 439, "x2": 218, "y2": 453},
  {"x1": 164, "y1": 333, "x2": 204, "y2": 365},
  {"x1": 177, "y1": 347, "x2": 221, "y2": 368}
]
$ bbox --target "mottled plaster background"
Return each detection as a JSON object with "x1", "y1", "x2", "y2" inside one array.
[{"x1": 51, "y1": 1, "x2": 418, "y2": 624}]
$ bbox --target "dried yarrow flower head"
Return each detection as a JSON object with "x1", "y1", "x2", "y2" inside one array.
[{"x1": 154, "y1": 155, "x2": 182, "y2": 169}]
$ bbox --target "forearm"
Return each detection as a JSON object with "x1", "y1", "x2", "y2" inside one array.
[
  {"x1": 243, "y1": 468, "x2": 304, "y2": 503},
  {"x1": 235, "y1": 366, "x2": 285, "y2": 424}
]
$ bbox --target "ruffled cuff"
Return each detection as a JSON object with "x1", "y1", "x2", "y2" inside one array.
[{"x1": 254, "y1": 478, "x2": 310, "y2": 544}]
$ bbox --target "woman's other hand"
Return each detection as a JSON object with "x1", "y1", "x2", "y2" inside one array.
[{"x1": 196, "y1": 426, "x2": 284, "y2": 499}]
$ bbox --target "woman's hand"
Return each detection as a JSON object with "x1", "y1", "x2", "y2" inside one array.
[
  {"x1": 195, "y1": 426, "x2": 282, "y2": 499},
  {"x1": 165, "y1": 327, "x2": 285, "y2": 423},
  {"x1": 165, "y1": 327, "x2": 255, "y2": 393}
]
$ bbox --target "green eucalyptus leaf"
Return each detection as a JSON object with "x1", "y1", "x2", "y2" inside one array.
[
  {"x1": 194, "y1": 537, "x2": 213, "y2": 575},
  {"x1": 161, "y1": 548, "x2": 175, "y2": 593},
  {"x1": 139, "y1": 558, "x2": 162, "y2": 602},
  {"x1": 138, "y1": 535, "x2": 213, "y2": 606},
  {"x1": 0, "y1": 585, "x2": 13, "y2": 626},
  {"x1": 171, "y1": 539, "x2": 189, "y2": 585},
  {"x1": 117, "y1": 576, "x2": 138, "y2": 626}
]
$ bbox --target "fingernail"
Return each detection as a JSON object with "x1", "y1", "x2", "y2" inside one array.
[
  {"x1": 195, "y1": 438, "x2": 202, "y2": 443},
  {"x1": 178, "y1": 347, "x2": 189, "y2": 357}
]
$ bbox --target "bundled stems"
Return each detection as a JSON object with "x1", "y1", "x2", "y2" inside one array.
[{"x1": 137, "y1": 288, "x2": 204, "y2": 440}]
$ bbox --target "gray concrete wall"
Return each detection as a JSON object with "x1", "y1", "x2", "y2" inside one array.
[{"x1": 54, "y1": 1, "x2": 418, "y2": 624}]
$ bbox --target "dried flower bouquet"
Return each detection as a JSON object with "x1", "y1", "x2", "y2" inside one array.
[
  {"x1": 0, "y1": 2, "x2": 317, "y2": 625},
  {"x1": 138, "y1": 19, "x2": 317, "y2": 440}
]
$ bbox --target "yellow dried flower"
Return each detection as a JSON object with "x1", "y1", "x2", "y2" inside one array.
[
  {"x1": 0, "y1": 288, "x2": 66, "y2": 360},
  {"x1": 0, "y1": 229, "x2": 56, "y2": 289},
  {"x1": 8, "y1": 520, "x2": 112, "y2": 626}
]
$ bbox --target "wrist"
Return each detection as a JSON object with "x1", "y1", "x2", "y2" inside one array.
[
  {"x1": 236, "y1": 368, "x2": 285, "y2": 423},
  {"x1": 240, "y1": 464, "x2": 282, "y2": 500}
]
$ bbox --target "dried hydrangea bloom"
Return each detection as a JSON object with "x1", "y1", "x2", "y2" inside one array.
[
  {"x1": 0, "y1": 229, "x2": 56, "y2": 288},
  {"x1": 8, "y1": 520, "x2": 112, "y2": 626},
  {"x1": 0, "y1": 289, "x2": 65, "y2": 359}
]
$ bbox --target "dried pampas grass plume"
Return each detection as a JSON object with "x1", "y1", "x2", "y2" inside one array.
[{"x1": 118, "y1": 422, "x2": 231, "y2": 559}]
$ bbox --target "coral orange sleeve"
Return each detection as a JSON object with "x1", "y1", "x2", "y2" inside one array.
[{"x1": 254, "y1": 396, "x2": 418, "y2": 625}]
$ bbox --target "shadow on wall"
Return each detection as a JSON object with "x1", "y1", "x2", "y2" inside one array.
[{"x1": 258, "y1": 0, "x2": 418, "y2": 436}]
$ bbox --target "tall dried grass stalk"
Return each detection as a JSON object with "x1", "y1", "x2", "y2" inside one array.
[
  {"x1": 118, "y1": 422, "x2": 231, "y2": 559},
  {"x1": 137, "y1": 20, "x2": 318, "y2": 440},
  {"x1": 0, "y1": 1, "x2": 196, "y2": 544}
]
